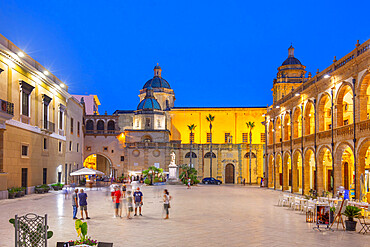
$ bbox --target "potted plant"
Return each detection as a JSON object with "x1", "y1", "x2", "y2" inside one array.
[
  {"x1": 15, "y1": 187, "x2": 23, "y2": 198},
  {"x1": 8, "y1": 188, "x2": 16, "y2": 199},
  {"x1": 42, "y1": 184, "x2": 50, "y2": 193},
  {"x1": 343, "y1": 205, "x2": 362, "y2": 231},
  {"x1": 35, "y1": 185, "x2": 44, "y2": 194},
  {"x1": 51, "y1": 183, "x2": 64, "y2": 191},
  {"x1": 72, "y1": 219, "x2": 97, "y2": 246}
]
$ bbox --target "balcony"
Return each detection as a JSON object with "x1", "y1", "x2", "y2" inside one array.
[
  {"x1": 40, "y1": 120, "x2": 55, "y2": 133},
  {"x1": 0, "y1": 99, "x2": 14, "y2": 123},
  {"x1": 85, "y1": 130, "x2": 121, "y2": 135}
]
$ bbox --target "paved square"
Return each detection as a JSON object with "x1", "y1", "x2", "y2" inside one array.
[{"x1": 0, "y1": 185, "x2": 368, "y2": 247}]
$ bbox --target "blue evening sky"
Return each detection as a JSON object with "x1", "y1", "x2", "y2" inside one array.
[{"x1": 1, "y1": 0, "x2": 369, "y2": 113}]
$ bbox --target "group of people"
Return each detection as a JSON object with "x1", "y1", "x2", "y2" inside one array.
[
  {"x1": 110, "y1": 184, "x2": 144, "y2": 219},
  {"x1": 72, "y1": 189, "x2": 90, "y2": 220}
]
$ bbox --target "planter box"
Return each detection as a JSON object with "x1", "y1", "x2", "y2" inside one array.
[
  {"x1": 15, "y1": 191, "x2": 22, "y2": 197},
  {"x1": 345, "y1": 220, "x2": 357, "y2": 231},
  {"x1": 8, "y1": 193, "x2": 16, "y2": 199}
]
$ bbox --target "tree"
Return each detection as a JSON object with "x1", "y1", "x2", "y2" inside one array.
[
  {"x1": 246, "y1": 121, "x2": 255, "y2": 184},
  {"x1": 142, "y1": 166, "x2": 163, "y2": 185},
  {"x1": 206, "y1": 114, "x2": 215, "y2": 178},
  {"x1": 187, "y1": 124, "x2": 197, "y2": 168},
  {"x1": 179, "y1": 164, "x2": 199, "y2": 185}
]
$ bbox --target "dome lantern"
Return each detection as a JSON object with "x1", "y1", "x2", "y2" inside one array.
[{"x1": 154, "y1": 63, "x2": 162, "y2": 77}]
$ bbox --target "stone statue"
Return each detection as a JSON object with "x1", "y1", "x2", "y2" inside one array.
[{"x1": 170, "y1": 151, "x2": 176, "y2": 165}]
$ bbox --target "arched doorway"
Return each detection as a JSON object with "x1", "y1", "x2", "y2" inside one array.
[
  {"x1": 225, "y1": 164, "x2": 235, "y2": 184},
  {"x1": 83, "y1": 154, "x2": 112, "y2": 176}
]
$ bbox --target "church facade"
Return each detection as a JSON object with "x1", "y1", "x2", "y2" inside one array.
[{"x1": 83, "y1": 65, "x2": 266, "y2": 184}]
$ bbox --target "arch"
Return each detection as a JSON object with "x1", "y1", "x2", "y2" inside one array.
[
  {"x1": 336, "y1": 82, "x2": 354, "y2": 127},
  {"x1": 358, "y1": 71, "x2": 370, "y2": 121},
  {"x1": 268, "y1": 121, "x2": 274, "y2": 144},
  {"x1": 86, "y1": 120, "x2": 94, "y2": 132},
  {"x1": 185, "y1": 152, "x2": 197, "y2": 158},
  {"x1": 334, "y1": 142, "x2": 355, "y2": 193},
  {"x1": 292, "y1": 106, "x2": 302, "y2": 138},
  {"x1": 204, "y1": 152, "x2": 216, "y2": 158},
  {"x1": 303, "y1": 148, "x2": 315, "y2": 194},
  {"x1": 317, "y1": 92, "x2": 332, "y2": 131},
  {"x1": 97, "y1": 120, "x2": 105, "y2": 133},
  {"x1": 83, "y1": 153, "x2": 112, "y2": 176},
  {"x1": 142, "y1": 135, "x2": 152, "y2": 142},
  {"x1": 292, "y1": 149, "x2": 302, "y2": 193},
  {"x1": 268, "y1": 154, "x2": 274, "y2": 188},
  {"x1": 304, "y1": 101, "x2": 315, "y2": 135},
  {"x1": 275, "y1": 117, "x2": 282, "y2": 143},
  {"x1": 356, "y1": 137, "x2": 370, "y2": 200},
  {"x1": 275, "y1": 153, "x2": 282, "y2": 189},
  {"x1": 107, "y1": 120, "x2": 115, "y2": 131},
  {"x1": 225, "y1": 163, "x2": 235, "y2": 184},
  {"x1": 317, "y1": 145, "x2": 333, "y2": 194},
  {"x1": 282, "y1": 152, "x2": 291, "y2": 191},
  {"x1": 283, "y1": 112, "x2": 291, "y2": 141},
  {"x1": 244, "y1": 152, "x2": 257, "y2": 158}
]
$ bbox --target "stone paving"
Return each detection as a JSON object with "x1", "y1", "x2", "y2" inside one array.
[{"x1": 0, "y1": 184, "x2": 369, "y2": 247}]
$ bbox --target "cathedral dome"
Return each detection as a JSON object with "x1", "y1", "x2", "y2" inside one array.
[
  {"x1": 282, "y1": 56, "x2": 302, "y2": 66},
  {"x1": 143, "y1": 76, "x2": 171, "y2": 89},
  {"x1": 137, "y1": 87, "x2": 162, "y2": 111},
  {"x1": 142, "y1": 64, "x2": 171, "y2": 89}
]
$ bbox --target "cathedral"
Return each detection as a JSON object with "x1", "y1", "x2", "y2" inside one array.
[{"x1": 83, "y1": 64, "x2": 266, "y2": 184}]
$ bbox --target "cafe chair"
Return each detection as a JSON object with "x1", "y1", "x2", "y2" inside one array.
[
  {"x1": 358, "y1": 216, "x2": 370, "y2": 234},
  {"x1": 98, "y1": 242, "x2": 113, "y2": 247}
]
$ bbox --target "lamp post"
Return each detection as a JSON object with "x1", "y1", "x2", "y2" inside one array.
[{"x1": 330, "y1": 86, "x2": 335, "y2": 193}]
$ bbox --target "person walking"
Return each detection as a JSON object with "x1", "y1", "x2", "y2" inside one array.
[
  {"x1": 243, "y1": 178, "x2": 246, "y2": 186},
  {"x1": 163, "y1": 189, "x2": 172, "y2": 219},
  {"x1": 133, "y1": 187, "x2": 143, "y2": 216},
  {"x1": 114, "y1": 186, "x2": 122, "y2": 218},
  {"x1": 78, "y1": 189, "x2": 90, "y2": 220},
  {"x1": 187, "y1": 178, "x2": 191, "y2": 189},
  {"x1": 126, "y1": 190, "x2": 133, "y2": 219},
  {"x1": 72, "y1": 189, "x2": 79, "y2": 219}
]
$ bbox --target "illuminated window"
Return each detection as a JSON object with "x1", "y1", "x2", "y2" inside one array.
[
  {"x1": 70, "y1": 118, "x2": 74, "y2": 134},
  {"x1": 242, "y1": 133, "x2": 248, "y2": 143},
  {"x1": 261, "y1": 133, "x2": 266, "y2": 143},
  {"x1": 225, "y1": 133, "x2": 230, "y2": 143}
]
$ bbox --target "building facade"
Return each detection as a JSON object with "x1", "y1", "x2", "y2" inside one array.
[
  {"x1": 83, "y1": 65, "x2": 267, "y2": 184},
  {"x1": 0, "y1": 34, "x2": 74, "y2": 198},
  {"x1": 266, "y1": 39, "x2": 370, "y2": 199}
]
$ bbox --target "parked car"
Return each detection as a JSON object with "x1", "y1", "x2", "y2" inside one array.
[{"x1": 202, "y1": 177, "x2": 222, "y2": 185}]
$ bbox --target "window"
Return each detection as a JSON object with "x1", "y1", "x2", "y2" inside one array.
[
  {"x1": 77, "y1": 121, "x2": 80, "y2": 137},
  {"x1": 86, "y1": 146, "x2": 91, "y2": 151},
  {"x1": 120, "y1": 156, "x2": 124, "y2": 162},
  {"x1": 77, "y1": 143, "x2": 79, "y2": 152},
  {"x1": 70, "y1": 118, "x2": 74, "y2": 134},
  {"x1": 207, "y1": 133, "x2": 212, "y2": 143},
  {"x1": 204, "y1": 152, "x2": 216, "y2": 158},
  {"x1": 103, "y1": 147, "x2": 108, "y2": 151},
  {"x1": 242, "y1": 133, "x2": 248, "y2": 143},
  {"x1": 43, "y1": 138, "x2": 47, "y2": 150},
  {"x1": 21, "y1": 145, "x2": 29, "y2": 157},
  {"x1": 42, "y1": 95, "x2": 51, "y2": 130},
  {"x1": 43, "y1": 168, "x2": 47, "y2": 184},
  {"x1": 225, "y1": 133, "x2": 230, "y2": 143},
  {"x1": 58, "y1": 141, "x2": 62, "y2": 153},
  {"x1": 146, "y1": 118, "x2": 150, "y2": 128},
  {"x1": 69, "y1": 141, "x2": 72, "y2": 151},
  {"x1": 59, "y1": 110, "x2": 64, "y2": 130},
  {"x1": 189, "y1": 132, "x2": 195, "y2": 143},
  {"x1": 108, "y1": 120, "x2": 115, "y2": 133},
  {"x1": 157, "y1": 119, "x2": 161, "y2": 128},
  {"x1": 185, "y1": 152, "x2": 197, "y2": 158},
  {"x1": 21, "y1": 91, "x2": 30, "y2": 116},
  {"x1": 19, "y1": 81, "x2": 34, "y2": 117},
  {"x1": 261, "y1": 133, "x2": 266, "y2": 143},
  {"x1": 344, "y1": 119, "x2": 349, "y2": 125},
  {"x1": 97, "y1": 120, "x2": 104, "y2": 133},
  {"x1": 111, "y1": 149, "x2": 114, "y2": 153}
]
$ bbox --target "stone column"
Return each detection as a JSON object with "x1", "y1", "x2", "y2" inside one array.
[
  {"x1": 217, "y1": 147, "x2": 222, "y2": 180},
  {"x1": 0, "y1": 129, "x2": 4, "y2": 173}
]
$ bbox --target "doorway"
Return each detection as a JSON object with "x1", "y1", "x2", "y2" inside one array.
[
  {"x1": 225, "y1": 164, "x2": 235, "y2": 184},
  {"x1": 21, "y1": 168, "x2": 28, "y2": 194}
]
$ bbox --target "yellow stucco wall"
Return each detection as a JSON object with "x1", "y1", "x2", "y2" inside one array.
[{"x1": 169, "y1": 107, "x2": 267, "y2": 144}]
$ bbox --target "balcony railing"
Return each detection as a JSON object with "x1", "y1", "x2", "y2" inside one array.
[
  {"x1": 40, "y1": 120, "x2": 55, "y2": 133},
  {"x1": 0, "y1": 99, "x2": 14, "y2": 116},
  {"x1": 85, "y1": 129, "x2": 121, "y2": 135}
]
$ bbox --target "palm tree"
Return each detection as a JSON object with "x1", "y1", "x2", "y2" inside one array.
[
  {"x1": 187, "y1": 124, "x2": 197, "y2": 168},
  {"x1": 206, "y1": 114, "x2": 215, "y2": 178},
  {"x1": 246, "y1": 121, "x2": 255, "y2": 184}
]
